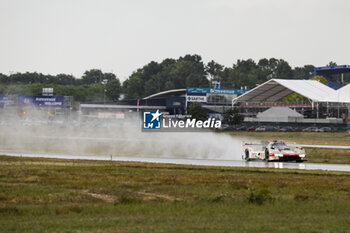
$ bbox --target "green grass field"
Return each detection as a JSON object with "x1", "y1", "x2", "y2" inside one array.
[
  {"x1": 1, "y1": 155, "x2": 350, "y2": 232},
  {"x1": 306, "y1": 148, "x2": 350, "y2": 164}
]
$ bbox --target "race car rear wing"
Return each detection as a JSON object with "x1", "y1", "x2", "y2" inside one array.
[
  {"x1": 243, "y1": 141, "x2": 269, "y2": 146},
  {"x1": 243, "y1": 140, "x2": 303, "y2": 149}
]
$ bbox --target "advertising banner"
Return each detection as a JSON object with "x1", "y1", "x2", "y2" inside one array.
[
  {"x1": 0, "y1": 95, "x2": 15, "y2": 105},
  {"x1": 17, "y1": 96, "x2": 34, "y2": 105},
  {"x1": 187, "y1": 95, "x2": 207, "y2": 102},
  {"x1": 34, "y1": 96, "x2": 63, "y2": 107},
  {"x1": 187, "y1": 88, "x2": 249, "y2": 95}
]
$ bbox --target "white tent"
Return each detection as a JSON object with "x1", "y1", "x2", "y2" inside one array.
[
  {"x1": 232, "y1": 79, "x2": 338, "y2": 103},
  {"x1": 323, "y1": 84, "x2": 350, "y2": 103},
  {"x1": 257, "y1": 107, "x2": 303, "y2": 118},
  {"x1": 256, "y1": 107, "x2": 303, "y2": 122}
]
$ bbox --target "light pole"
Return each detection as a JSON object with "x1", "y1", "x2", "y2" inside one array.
[
  {"x1": 101, "y1": 79, "x2": 108, "y2": 109},
  {"x1": 101, "y1": 79, "x2": 108, "y2": 104}
]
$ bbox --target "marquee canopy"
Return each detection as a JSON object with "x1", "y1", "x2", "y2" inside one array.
[
  {"x1": 323, "y1": 84, "x2": 350, "y2": 103},
  {"x1": 232, "y1": 79, "x2": 349, "y2": 103}
]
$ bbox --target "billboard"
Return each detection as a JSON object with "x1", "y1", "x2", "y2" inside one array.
[
  {"x1": 34, "y1": 96, "x2": 64, "y2": 107},
  {"x1": 187, "y1": 88, "x2": 249, "y2": 95},
  {"x1": 187, "y1": 95, "x2": 207, "y2": 102},
  {"x1": 17, "y1": 96, "x2": 34, "y2": 105},
  {"x1": 0, "y1": 95, "x2": 15, "y2": 106}
]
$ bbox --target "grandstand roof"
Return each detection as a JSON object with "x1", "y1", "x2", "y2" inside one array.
[
  {"x1": 143, "y1": 89, "x2": 186, "y2": 100},
  {"x1": 232, "y1": 79, "x2": 338, "y2": 103},
  {"x1": 315, "y1": 65, "x2": 350, "y2": 76}
]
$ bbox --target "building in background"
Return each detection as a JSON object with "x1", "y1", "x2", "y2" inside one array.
[
  {"x1": 314, "y1": 65, "x2": 350, "y2": 89},
  {"x1": 78, "y1": 87, "x2": 249, "y2": 121},
  {"x1": 186, "y1": 87, "x2": 248, "y2": 116}
]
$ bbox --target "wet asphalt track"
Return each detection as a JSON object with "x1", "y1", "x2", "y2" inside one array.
[
  {"x1": 31, "y1": 136, "x2": 350, "y2": 149},
  {"x1": 1, "y1": 150, "x2": 350, "y2": 172}
]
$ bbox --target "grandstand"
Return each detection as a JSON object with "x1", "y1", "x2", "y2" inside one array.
[{"x1": 314, "y1": 65, "x2": 350, "y2": 89}]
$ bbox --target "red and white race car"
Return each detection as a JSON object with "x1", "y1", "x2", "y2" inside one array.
[{"x1": 243, "y1": 140, "x2": 306, "y2": 162}]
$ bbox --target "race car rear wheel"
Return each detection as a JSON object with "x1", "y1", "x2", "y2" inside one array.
[
  {"x1": 264, "y1": 149, "x2": 269, "y2": 161},
  {"x1": 245, "y1": 149, "x2": 250, "y2": 161}
]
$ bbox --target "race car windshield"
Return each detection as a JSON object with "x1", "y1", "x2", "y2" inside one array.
[{"x1": 272, "y1": 142, "x2": 290, "y2": 150}]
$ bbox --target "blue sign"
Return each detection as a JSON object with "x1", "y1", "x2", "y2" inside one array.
[
  {"x1": 34, "y1": 96, "x2": 64, "y2": 107},
  {"x1": 315, "y1": 65, "x2": 350, "y2": 70},
  {"x1": 18, "y1": 96, "x2": 34, "y2": 105},
  {"x1": 143, "y1": 110, "x2": 161, "y2": 129},
  {"x1": 187, "y1": 88, "x2": 249, "y2": 95}
]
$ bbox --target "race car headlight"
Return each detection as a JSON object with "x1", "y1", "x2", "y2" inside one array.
[
  {"x1": 275, "y1": 153, "x2": 283, "y2": 157},
  {"x1": 299, "y1": 154, "x2": 306, "y2": 158}
]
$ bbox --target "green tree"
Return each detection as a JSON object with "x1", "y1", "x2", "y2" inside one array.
[
  {"x1": 81, "y1": 69, "x2": 104, "y2": 84},
  {"x1": 327, "y1": 61, "x2": 337, "y2": 66},
  {"x1": 206, "y1": 60, "x2": 223, "y2": 81},
  {"x1": 144, "y1": 78, "x2": 160, "y2": 96},
  {"x1": 169, "y1": 54, "x2": 209, "y2": 88},
  {"x1": 106, "y1": 79, "x2": 121, "y2": 101},
  {"x1": 275, "y1": 59, "x2": 293, "y2": 79},
  {"x1": 55, "y1": 74, "x2": 76, "y2": 85},
  {"x1": 123, "y1": 75, "x2": 143, "y2": 99},
  {"x1": 281, "y1": 93, "x2": 307, "y2": 103},
  {"x1": 0, "y1": 73, "x2": 8, "y2": 83},
  {"x1": 258, "y1": 58, "x2": 269, "y2": 68},
  {"x1": 103, "y1": 73, "x2": 117, "y2": 82},
  {"x1": 123, "y1": 54, "x2": 209, "y2": 99},
  {"x1": 187, "y1": 102, "x2": 208, "y2": 121},
  {"x1": 224, "y1": 107, "x2": 244, "y2": 125},
  {"x1": 311, "y1": 75, "x2": 327, "y2": 85},
  {"x1": 85, "y1": 84, "x2": 104, "y2": 102},
  {"x1": 293, "y1": 65, "x2": 314, "y2": 80}
]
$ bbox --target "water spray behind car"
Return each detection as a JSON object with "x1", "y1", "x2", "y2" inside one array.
[{"x1": 0, "y1": 106, "x2": 244, "y2": 160}]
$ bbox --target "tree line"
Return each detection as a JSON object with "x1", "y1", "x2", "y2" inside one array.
[
  {"x1": 123, "y1": 55, "x2": 317, "y2": 99},
  {"x1": 0, "y1": 69, "x2": 121, "y2": 102},
  {"x1": 0, "y1": 54, "x2": 344, "y2": 102}
]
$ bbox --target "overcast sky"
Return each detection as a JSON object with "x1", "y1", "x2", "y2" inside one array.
[{"x1": 0, "y1": 0, "x2": 349, "y2": 81}]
